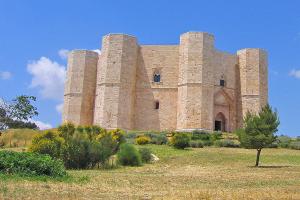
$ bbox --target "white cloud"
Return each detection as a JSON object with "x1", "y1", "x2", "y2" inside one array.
[
  {"x1": 58, "y1": 49, "x2": 70, "y2": 60},
  {"x1": 0, "y1": 71, "x2": 12, "y2": 80},
  {"x1": 56, "y1": 103, "x2": 63, "y2": 113},
  {"x1": 27, "y1": 57, "x2": 66, "y2": 100},
  {"x1": 289, "y1": 69, "x2": 300, "y2": 79},
  {"x1": 29, "y1": 119, "x2": 52, "y2": 130},
  {"x1": 93, "y1": 49, "x2": 101, "y2": 54}
]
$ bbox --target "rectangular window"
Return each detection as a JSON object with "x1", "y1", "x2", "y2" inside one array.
[
  {"x1": 220, "y1": 80, "x2": 225, "y2": 86},
  {"x1": 155, "y1": 101, "x2": 159, "y2": 109}
]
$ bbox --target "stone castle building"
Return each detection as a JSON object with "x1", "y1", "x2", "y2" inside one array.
[{"x1": 62, "y1": 32, "x2": 268, "y2": 132}]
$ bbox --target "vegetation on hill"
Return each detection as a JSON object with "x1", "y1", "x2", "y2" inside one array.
[
  {"x1": 0, "y1": 145, "x2": 299, "y2": 199},
  {"x1": 0, "y1": 150, "x2": 66, "y2": 177},
  {"x1": 0, "y1": 128, "x2": 41, "y2": 148}
]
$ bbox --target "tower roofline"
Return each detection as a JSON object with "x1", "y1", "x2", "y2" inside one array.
[
  {"x1": 237, "y1": 48, "x2": 267, "y2": 54},
  {"x1": 180, "y1": 31, "x2": 214, "y2": 38},
  {"x1": 70, "y1": 49, "x2": 99, "y2": 55},
  {"x1": 103, "y1": 33, "x2": 137, "y2": 38}
]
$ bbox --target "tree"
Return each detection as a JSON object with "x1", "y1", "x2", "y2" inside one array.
[
  {"x1": 0, "y1": 95, "x2": 38, "y2": 132},
  {"x1": 238, "y1": 104, "x2": 280, "y2": 167},
  {"x1": 9, "y1": 95, "x2": 38, "y2": 121}
]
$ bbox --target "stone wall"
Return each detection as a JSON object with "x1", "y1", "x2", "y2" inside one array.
[
  {"x1": 237, "y1": 49, "x2": 268, "y2": 121},
  {"x1": 63, "y1": 32, "x2": 268, "y2": 132},
  {"x1": 177, "y1": 32, "x2": 215, "y2": 130},
  {"x1": 63, "y1": 50, "x2": 98, "y2": 125},
  {"x1": 134, "y1": 45, "x2": 179, "y2": 130},
  {"x1": 93, "y1": 34, "x2": 138, "y2": 130}
]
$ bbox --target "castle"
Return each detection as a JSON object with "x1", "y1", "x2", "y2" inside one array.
[{"x1": 62, "y1": 32, "x2": 268, "y2": 132}]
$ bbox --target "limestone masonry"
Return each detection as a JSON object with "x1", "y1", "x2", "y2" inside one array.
[{"x1": 63, "y1": 32, "x2": 268, "y2": 132}]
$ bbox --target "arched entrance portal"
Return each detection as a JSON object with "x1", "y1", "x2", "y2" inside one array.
[{"x1": 214, "y1": 112, "x2": 226, "y2": 132}]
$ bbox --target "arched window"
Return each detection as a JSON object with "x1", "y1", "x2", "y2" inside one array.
[{"x1": 153, "y1": 73, "x2": 161, "y2": 83}]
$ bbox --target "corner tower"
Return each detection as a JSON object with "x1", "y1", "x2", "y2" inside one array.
[
  {"x1": 177, "y1": 32, "x2": 215, "y2": 130},
  {"x1": 93, "y1": 34, "x2": 138, "y2": 130},
  {"x1": 237, "y1": 48, "x2": 268, "y2": 126},
  {"x1": 63, "y1": 50, "x2": 99, "y2": 125}
]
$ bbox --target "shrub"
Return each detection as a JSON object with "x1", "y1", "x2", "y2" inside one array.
[
  {"x1": 202, "y1": 140, "x2": 213, "y2": 146},
  {"x1": 211, "y1": 131, "x2": 223, "y2": 141},
  {"x1": 151, "y1": 134, "x2": 168, "y2": 145},
  {"x1": 290, "y1": 141, "x2": 300, "y2": 150},
  {"x1": 61, "y1": 132, "x2": 92, "y2": 169},
  {"x1": 142, "y1": 132, "x2": 168, "y2": 145},
  {"x1": 191, "y1": 130, "x2": 211, "y2": 141},
  {"x1": 117, "y1": 143, "x2": 142, "y2": 166},
  {"x1": 139, "y1": 148, "x2": 152, "y2": 163},
  {"x1": 189, "y1": 140, "x2": 204, "y2": 148},
  {"x1": 277, "y1": 135, "x2": 292, "y2": 148},
  {"x1": 170, "y1": 133, "x2": 190, "y2": 149},
  {"x1": 92, "y1": 133, "x2": 116, "y2": 166},
  {"x1": 214, "y1": 139, "x2": 240, "y2": 148},
  {"x1": 29, "y1": 131, "x2": 65, "y2": 159},
  {"x1": 30, "y1": 125, "x2": 119, "y2": 169},
  {"x1": 267, "y1": 142, "x2": 279, "y2": 148},
  {"x1": 62, "y1": 131, "x2": 115, "y2": 169},
  {"x1": 0, "y1": 151, "x2": 66, "y2": 177},
  {"x1": 135, "y1": 135, "x2": 151, "y2": 145},
  {"x1": 109, "y1": 129, "x2": 126, "y2": 150},
  {"x1": 82, "y1": 125, "x2": 104, "y2": 141},
  {"x1": 58, "y1": 123, "x2": 75, "y2": 139}
]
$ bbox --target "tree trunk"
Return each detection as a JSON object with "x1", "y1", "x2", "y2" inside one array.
[{"x1": 255, "y1": 149, "x2": 261, "y2": 167}]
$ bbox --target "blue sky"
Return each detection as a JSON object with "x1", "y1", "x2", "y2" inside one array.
[{"x1": 0, "y1": 0, "x2": 299, "y2": 136}]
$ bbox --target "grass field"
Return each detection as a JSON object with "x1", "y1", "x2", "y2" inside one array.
[{"x1": 0, "y1": 145, "x2": 300, "y2": 200}]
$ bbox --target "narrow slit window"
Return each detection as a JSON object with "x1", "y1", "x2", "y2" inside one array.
[{"x1": 155, "y1": 101, "x2": 159, "y2": 109}]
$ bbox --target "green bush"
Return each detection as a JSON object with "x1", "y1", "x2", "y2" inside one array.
[
  {"x1": 214, "y1": 139, "x2": 240, "y2": 148},
  {"x1": 61, "y1": 132, "x2": 92, "y2": 169},
  {"x1": 139, "y1": 148, "x2": 152, "y2": 163},
  {"x1": 290, "y1": 141, "x2": 300, "y2": 150},
  {"x1": 191, "y1": 130, "x2": 211, "y2": 141},
  {"x1": 0, "y1": 151, "x2": 66, "y2": 177},
  {"x1": 267, "y1": 142, "x2": 279, "y2": 148},
  {"x1": 30, "y1": 124, "x2": 119, "y2": 169},
  {"x1": 211, "y1": 131, "x2": 223, "y2": 141},
  {"x1": 117, "y1": 143, "x2": 142, "y2": 166},
  {"x1": 170, "y1": 133, "x2": 190, "y2": 149},
  {"x1": 29, "y1": 131, "x2": 65, "y2": 159},
  {"x1": 58, "y1": 123, "x2": 75, "y2": 139},
  {"x1": 135, "y1": 135, "x2": 151, "y2": 145},
  {"x1": 62, "y1": 131, "x2": 115, "y2": 169},
  {"x1": 202, "y1": 140, "x2": 213, "y2": 146},
  {"x1": 108, "y1": 129, "x2": 126, "y2": 151},
  {"x1": 189, "y1": 140, "x2": 204, "y2": 148},
  {"x1": 277, "y1": 135, "x2": 292, "y2": 148},
  {"x1": 151, "y1": 134, "x2": 168, "y2": 145}
]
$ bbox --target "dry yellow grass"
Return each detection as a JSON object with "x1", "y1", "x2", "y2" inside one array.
[
  {"x1": 0, "y1": 129, "x2": 41, "y2": 148},
  {"x1": 0, "y1": 145, "x2": 300, "y2": 200}
]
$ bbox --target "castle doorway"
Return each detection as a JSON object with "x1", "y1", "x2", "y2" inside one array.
[{"x1": 214, "y1": 112, "x2": 226, "y2": 132}]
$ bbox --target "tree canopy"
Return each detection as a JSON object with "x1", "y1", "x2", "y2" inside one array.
[
  {"x1": 238, "y1": 104, "x2": 280, "y2": 166},
  {"x1": 0, "y1": 95, "x2": 38, "y2": 131}
]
